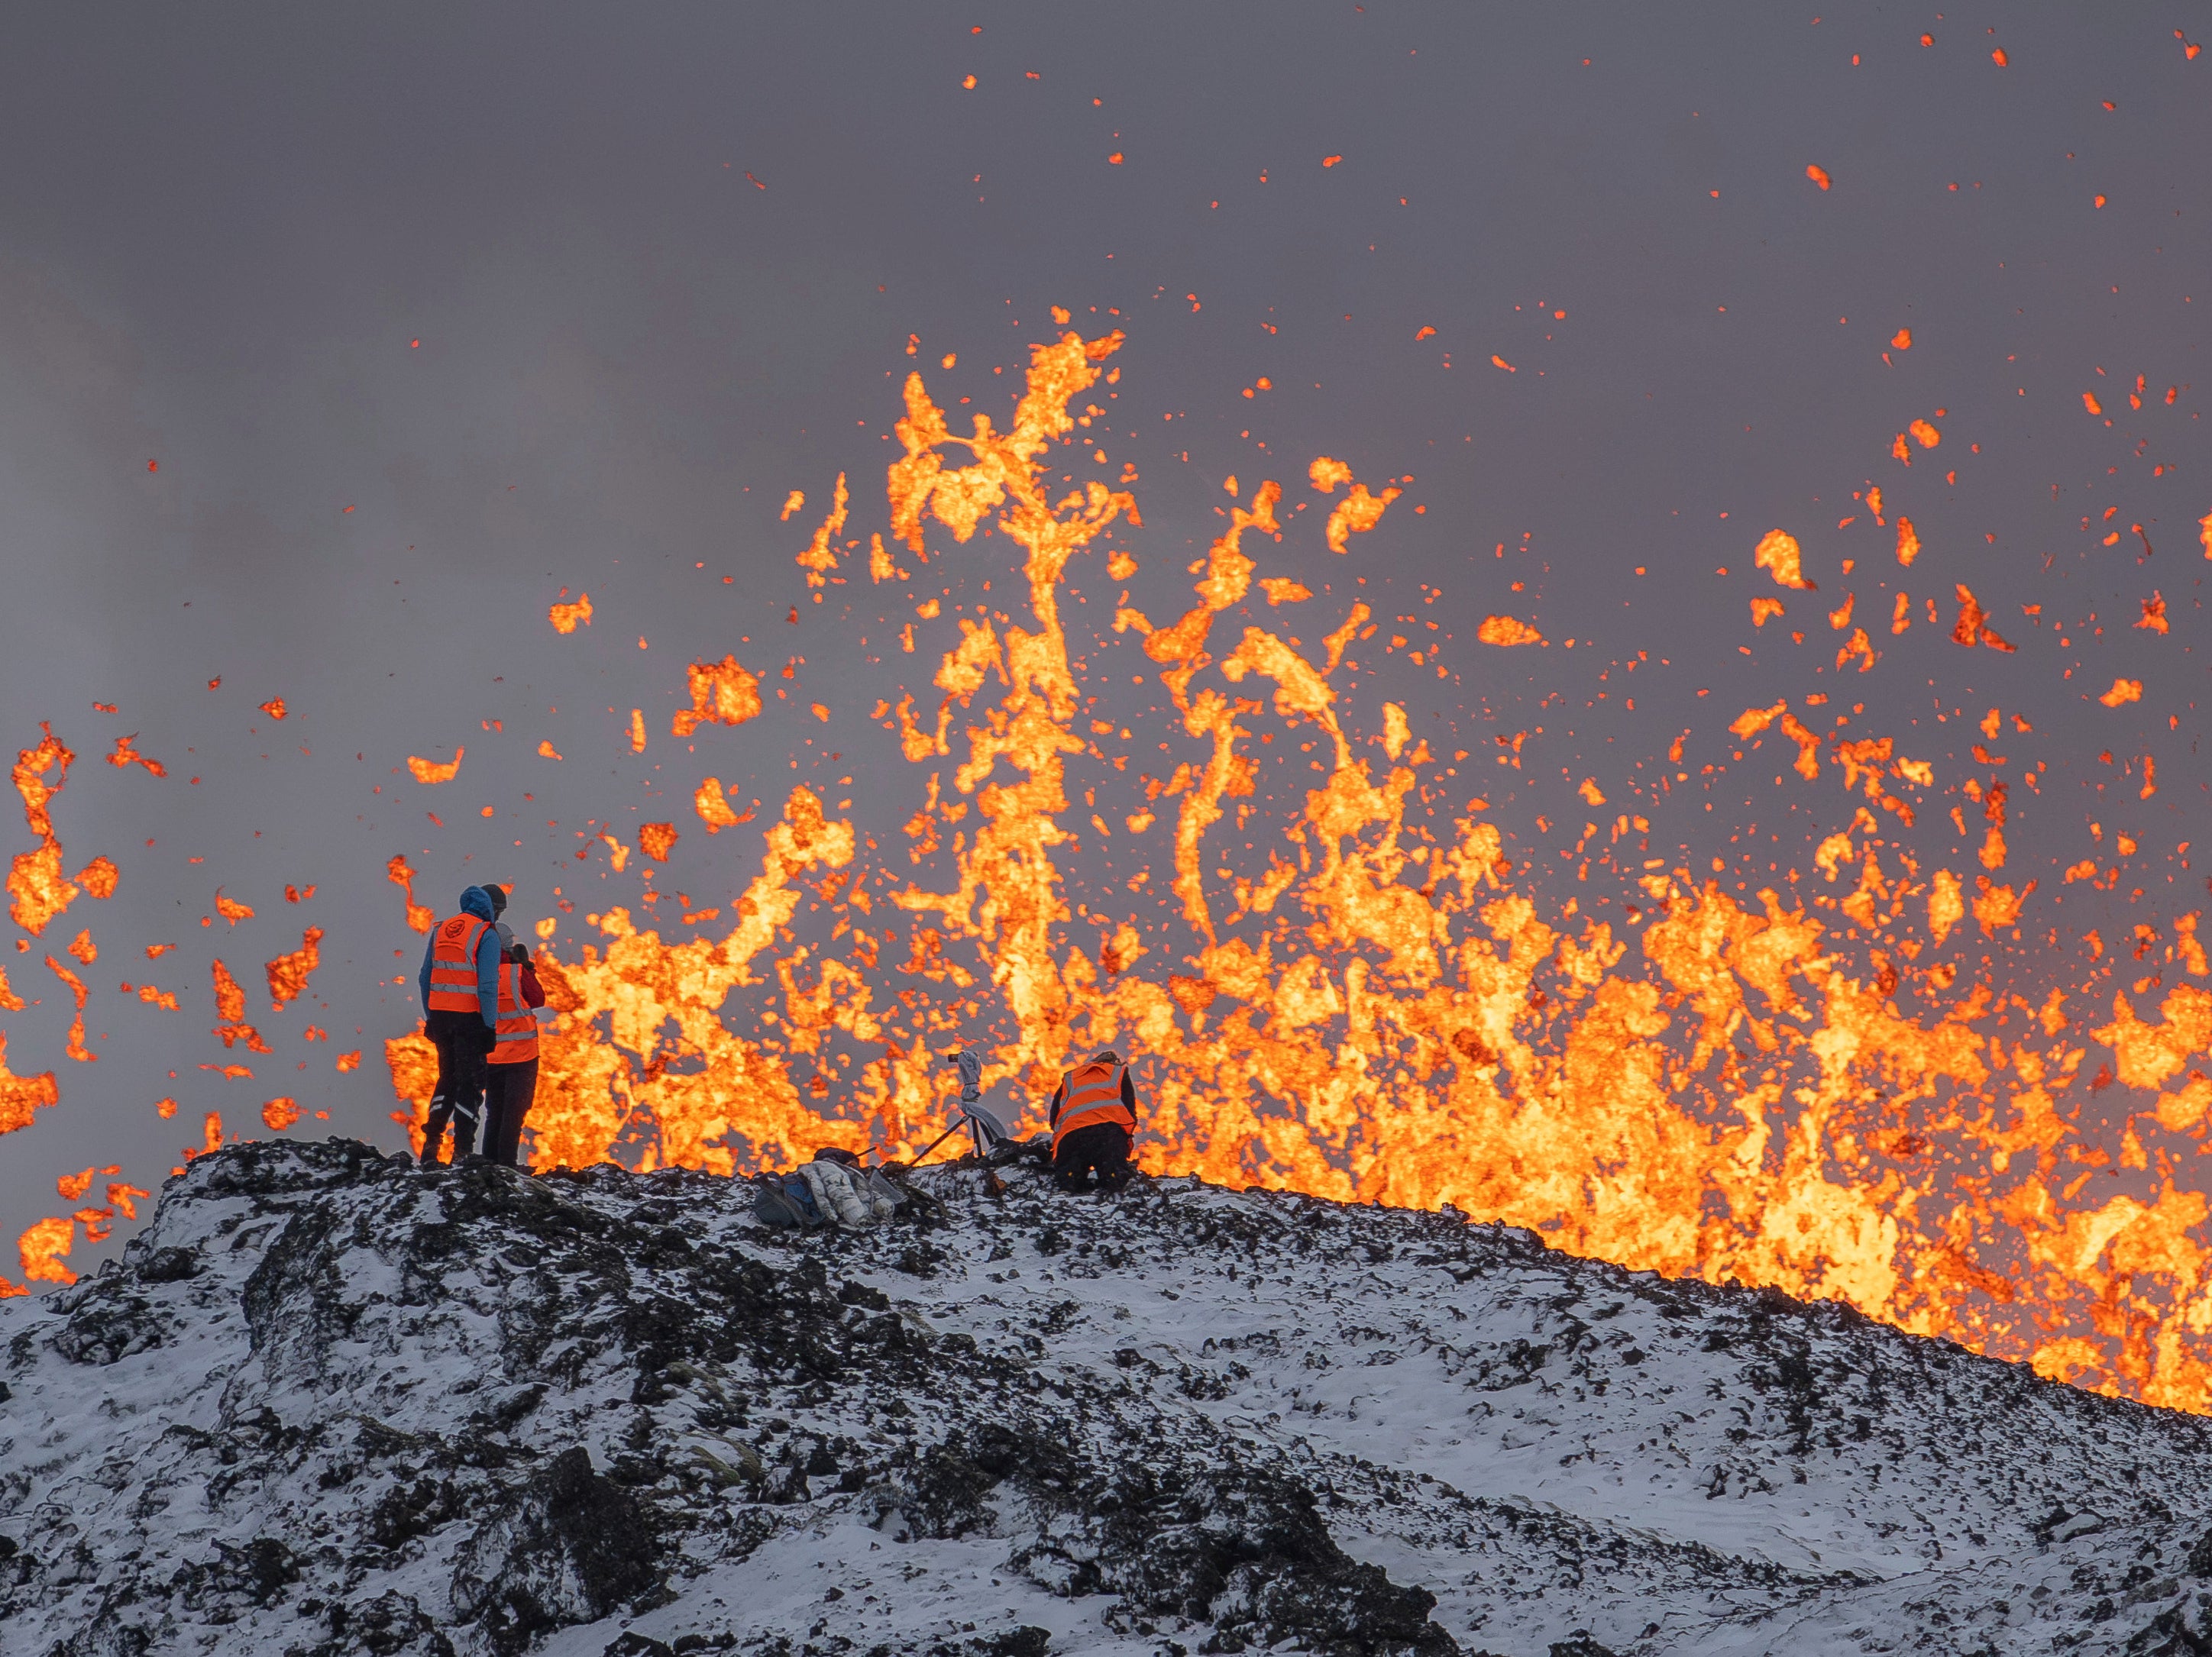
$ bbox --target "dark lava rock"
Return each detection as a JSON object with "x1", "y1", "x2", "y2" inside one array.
[
  {"x1": 895, "y1": 1423, "x2": 1454, "y2": 1655},
  {"x1": 17, "y1": 1139, "x2": 2212, "y2": 1656},
  {"x1": 924, "y1": 1632, "x2": 1053, "y2": 1657},
  {"x1": 300, "y1": 1590, "x2": 458, "y2": 1657},
  {"x1": 171, "y1": 1535, "x2": 299, "y2": 1609},
  {"x1": 1072, "y1": 1463, "x2": 1456, "y2": 1657},
  {"x1": 48, "y1": 1278, "x2": 167, "y2": 1366},
  {"x1": 131, "y1": 1245, "x2": 199, "y2": 1283},
  {"x1": 1547, "y1": 1635, "x2": 1621, "y2": 1657},
  {"x1": 603, "y1": 1634, "x2": 680, "y2": 1657},
  {"x1": 451, "y1": 1446, "x2": 662, "y2": 1655}
]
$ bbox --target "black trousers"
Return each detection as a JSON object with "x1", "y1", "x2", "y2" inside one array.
[
  {"x1": 422, "y1": 1009, "x2": 493, "y2": 1161},
  {"x1": 482, "y1": 1058, "x2": 538, "y2": 1168},
  {"x1": 1053, "y1": 1122, "x2": 1133, "y2": 1192}
]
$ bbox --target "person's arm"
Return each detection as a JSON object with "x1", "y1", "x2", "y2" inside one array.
[
  {"x1": 1047, "y1": 1077, "x2": 1067, "y2": 1128},
  {"x1": 418, "y1": 933, "x2": 438, "y2": 1009},
  {"x1": 519, "y1": 961, "x2": 545, "y2": 1009},
  {"x1": 475, "y1": 929, "x2": 503, "y2": 1028},
  {"x1": 1121, "y1": 1068, "x2": 1138, "y2": 1120}
]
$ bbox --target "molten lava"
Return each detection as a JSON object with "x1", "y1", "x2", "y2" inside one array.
[
  {"x1": 333, "y1": 328, "x2": 2212, "y2": 1410},
  {"x1": 6, "y1": 320, "x2": 2210, "y2": 1416}
]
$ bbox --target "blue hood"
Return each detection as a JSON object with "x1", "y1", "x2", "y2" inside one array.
[{"x1": 458, "y1": 886, "x2": 496, "y2": 922}]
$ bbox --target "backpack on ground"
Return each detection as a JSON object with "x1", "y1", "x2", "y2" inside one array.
[
  {"x1": 799, "y1": 1155, "x2": 901, "y2": 1228},
  {"x1": 755, "y1": 1152, "x2": 910, "y2": 1232}
]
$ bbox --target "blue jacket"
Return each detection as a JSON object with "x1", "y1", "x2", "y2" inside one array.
[{"x1": 418, "y1": 885, "x2": 503, "y2": 1029}]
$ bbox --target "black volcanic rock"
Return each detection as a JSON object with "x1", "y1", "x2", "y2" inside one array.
[
  {"x1": 450, "y1": 1445, "x2": 661, "y2": 1653},
  {"x1": 3, "y1": 1137, "x2": 2212, "y2": 1655}
]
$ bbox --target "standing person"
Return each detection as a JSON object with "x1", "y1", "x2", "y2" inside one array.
[
  {"x1": 416, "y1": 884, "x2": 506, "y2": 1164},
  {"x1": 1048, "y1": 1048, "x2": 1139, "y2": 1193},
  {"x1": 481, "y1": 940, "x2": 545, "y2": 1169}
]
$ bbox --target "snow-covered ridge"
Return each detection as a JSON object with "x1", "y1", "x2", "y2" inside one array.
[{"x1": 5, "y1": 1139, "x2": 2212, "y2": 1657}]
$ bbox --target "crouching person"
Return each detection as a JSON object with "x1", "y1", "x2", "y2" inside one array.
[
  {"x1": 481, "y1": 942, "x2": 545, "y2": 1168},
  {"x1": 1049, "y1": 1049, "x2": 1138, "y2": 1193}
]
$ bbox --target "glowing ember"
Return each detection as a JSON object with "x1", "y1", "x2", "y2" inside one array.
[
  {"x1": 1476, "y1": 616, "x2": 1545, "y2": 647},
  {"x1": 386, "y1": 854, "x2": 434, "y2": 932},
  {"x1": 105, "y1": 734, "x2": 167, "y2": 777},
  {"x1": 694, "y1": 778, "x2": 755, "y2": 832},
  {"x1": 1753, "y1": 530, "x2": 1817, "y2": 590},
  {"x1": 8, "y1": 726, "x2": 81, "y2": 936},
  {"x1": 1895, "y1": 517, "x2": 1920, "y2": 567},
  {"x1": 18, "y1": 1217, "x2": 73, "y2": 1286},
  {"x1": 44, "y1": 956, "x2": 95, "y2": 1064},
  {"x1": 672, "y1": 657, "x2": 763, "y2": 735},
  {"x1": 265, "y1": 929, "x2": 324, "y2": 1009},
  {"x1": 211, "y1": 960, "x2": 269, "y2": 1055},
  {"x1": 0, "y1": 1032, "x2": 59, "y2": 1135},
  {"x1": 1308, "y1": 457, "x2": 1401, "y2": 555},
  {"x1": 407, "y1": 751, "x2": 463, "y2": 784}
]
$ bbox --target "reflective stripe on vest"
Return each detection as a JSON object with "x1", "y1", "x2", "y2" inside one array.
[
  {"x1": 1051, "y1": 1061, "x2": 1133, "y2": 1152},
  {"x1": 490, "y1": 961, "x2": 538, "y2": 1064},
  {"x1": 427, "y1": 913, "x2": 491, "y2": 1009}
]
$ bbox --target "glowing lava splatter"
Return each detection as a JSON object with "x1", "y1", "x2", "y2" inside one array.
[
  {"x1": 362, "y1": 328, "x2": 2212, "y2": 1409},
  {"x1": 7, "y1": 322, "x2": 2212, "y2": 1420}
]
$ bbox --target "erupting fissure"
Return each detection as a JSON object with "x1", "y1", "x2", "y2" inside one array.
[
  {"x1": 9, "y1": 326, "x2": 2210, "y2": 1415},
  {"x1": 388, "y1": 329, "x2": 2212, "y2": 1409}
]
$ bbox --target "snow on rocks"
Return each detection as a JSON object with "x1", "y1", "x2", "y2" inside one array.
[{"x1": 4, "y1": 1137, "x2": 2212, "y2": 1655}]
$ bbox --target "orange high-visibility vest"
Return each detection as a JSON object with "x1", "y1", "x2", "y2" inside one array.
[
  {"x1": 1052, "y1": 1061, "x2": 1133, "y2": 1153},
  {"x1": 427, "y1": 913, "x2": 492, "y2": 1010},
  {"x1": 489, "y1": 962, "x2": 538, "y2": 1064}
]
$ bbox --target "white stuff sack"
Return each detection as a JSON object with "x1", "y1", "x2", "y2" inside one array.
[{"x1": 798, "y1": 1159, "x2": 875, "y2": 1229}]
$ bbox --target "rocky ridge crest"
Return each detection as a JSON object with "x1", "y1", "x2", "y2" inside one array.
[{"x1": 5, "y1": 1139, "x2": 2212, "y2": 1656}]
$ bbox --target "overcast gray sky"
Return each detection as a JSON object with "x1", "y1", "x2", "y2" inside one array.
[{"x1": 1, "y1": 5, "x2": 2204, "y2": 1279}]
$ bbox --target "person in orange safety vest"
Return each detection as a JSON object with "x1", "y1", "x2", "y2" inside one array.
[
  {"x1": 480, "y1": 941, "x2": 545, "y2": 1169},
  {"x1": 415, "y1": 883, "x2": 508, "y2": 1163},
  {"x1": 1047, "y1": 1048, "x2": 1138, "y2": 1193}
]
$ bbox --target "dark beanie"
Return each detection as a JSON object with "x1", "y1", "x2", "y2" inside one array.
[{"x1": 488, "y1": 885, "x2": 509, "y2": 916}]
